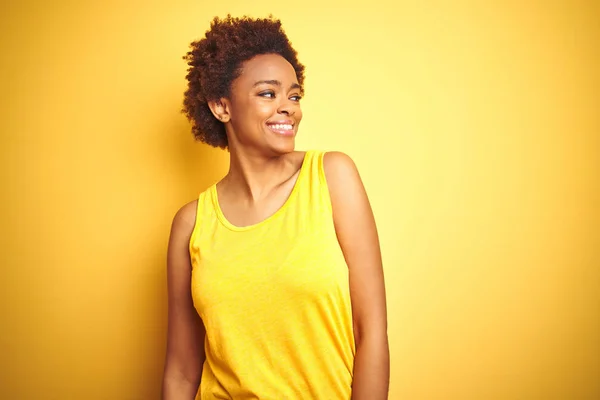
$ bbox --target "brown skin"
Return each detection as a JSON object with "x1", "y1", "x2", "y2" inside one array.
[
  {"x1": 162, "y1": 54, "x2": 389, "y2": 399},
  {"x1": 324, "y1": 151, "x2": 390, "y2": 399},
  {"x1": 162, "y1": 202, "x2": 205, "y2": 399}
]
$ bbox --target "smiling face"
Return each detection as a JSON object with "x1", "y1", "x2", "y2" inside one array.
[{"x1": 213, "y1": 53, "x2": 303, "y2": 156}]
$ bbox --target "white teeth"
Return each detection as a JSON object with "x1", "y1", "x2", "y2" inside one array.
[{"x1": 270, "y1": 124, "x2": 292, "y2": 130}]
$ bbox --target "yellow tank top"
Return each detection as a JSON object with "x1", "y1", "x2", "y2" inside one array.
[{"x1": 189, "y1": 150, "x2": 355, "y2": 399}]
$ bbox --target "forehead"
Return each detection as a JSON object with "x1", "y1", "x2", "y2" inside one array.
[{"x1": 235, "y1": 54, "x2": 299, "y2": 86}]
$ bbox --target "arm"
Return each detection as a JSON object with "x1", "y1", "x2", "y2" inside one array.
[
  {"x1": 162, "y1": 201, "x2": 206, "y2": 400},
  {"x1": 324, "y1": 152, "x2": 390, "y2": 400}
]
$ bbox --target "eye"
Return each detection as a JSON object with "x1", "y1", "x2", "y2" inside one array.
[
  {"x1": 290, "y1": 94, "x2": 302, "y2": 102},
  {"x1": 259, "y1": 91, "x2": 275, "y2": 98}
]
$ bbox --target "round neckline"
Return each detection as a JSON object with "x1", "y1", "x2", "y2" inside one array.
[{"x1": 211, "y1": 152, "x2": 310, "y2": 232}]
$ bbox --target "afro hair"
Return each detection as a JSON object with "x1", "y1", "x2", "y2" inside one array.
[{"x1": 182, "y1": 15, "x2": 305, "y2": 148}]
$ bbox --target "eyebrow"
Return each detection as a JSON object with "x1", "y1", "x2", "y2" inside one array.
[{"x1": 253, "y1": 80, "x2": 301, "y2": 90}]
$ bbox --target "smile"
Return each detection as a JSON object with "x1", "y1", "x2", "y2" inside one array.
[{"x1": 266, "y1": 123, "x2": 295, "y2": 136}]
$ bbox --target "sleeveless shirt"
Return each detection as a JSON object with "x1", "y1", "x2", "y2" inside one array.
[{"x1": 189, "y1": 150, "x2": 355, "y2": 399}]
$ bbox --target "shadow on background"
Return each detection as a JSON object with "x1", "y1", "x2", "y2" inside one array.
[
  {"x1": 0, "y1": 2, "x2": 228, "y2": 394},
  {"x1": 138, "y1": 103, "x2": 228, "y2": 398}
]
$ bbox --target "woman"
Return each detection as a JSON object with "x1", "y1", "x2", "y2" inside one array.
[{"x1": 162, "y1": 15, "x2": 389, "y2": 400}]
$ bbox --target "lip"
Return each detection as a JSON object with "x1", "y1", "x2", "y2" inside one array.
[
  {"x1": 266, "y1": 120, "x2": 295, "y2": 136},
  {"x1": 266, "y1": 119, "x2": 294, "y2": 126}
]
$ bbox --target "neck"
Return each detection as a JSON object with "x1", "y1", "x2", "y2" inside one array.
[{"x1": 223, "y1": 144, "x2": 292, "y2": 203}]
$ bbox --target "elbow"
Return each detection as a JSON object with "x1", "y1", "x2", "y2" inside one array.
[
  {"x1": 162, "y1": 362, "x2": 202, "y2": 399},
  {"x1": 353, "y1": 319, "x2": 388, "y2": 350}
]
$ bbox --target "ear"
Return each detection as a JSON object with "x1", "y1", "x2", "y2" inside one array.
[{"x1": 207, "y1": 98, "x2": 231, "y2": 123}]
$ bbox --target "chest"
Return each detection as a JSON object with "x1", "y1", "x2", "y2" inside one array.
[
  {"x1": 191, "y1": 221, "x2": 349, "y2": 317},
  {"x1": 216, "y1": 171, "x2": 301, "y2": 228}
]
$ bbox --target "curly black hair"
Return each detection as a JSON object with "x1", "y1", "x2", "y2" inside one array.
[{"x1": 182, "y1": 15, "x2": 305, "y2": 148}]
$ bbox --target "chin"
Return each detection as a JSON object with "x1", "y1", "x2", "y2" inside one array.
[
  {"x1": 274, "y1": 143, "x2": 296, "y2": 155},
  {"x1": 268, "y1": 137, "x2": 296, "y2": 155}
]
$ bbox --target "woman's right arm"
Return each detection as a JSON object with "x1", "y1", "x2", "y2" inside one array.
[{"x1": 162, "y1": 202, "x2": 206, "y2": 399}]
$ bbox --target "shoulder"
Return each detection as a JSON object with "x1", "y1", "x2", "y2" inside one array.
[
  {"x1": 322, "y1": 150, "x2": 357, "y2": 169},
  {"x1": 166, "y1": 199, "x2": 199, "y2": 276},
  {"x1": 171, "y1": 199, "x2": 199, "y2": 238},
  {"x1": 321, "y1": 151, "x2": 375, "y2": 240},
  {"x1": 322, "y1": 151, "x2": 361, "y2": 188},
  {"x1": 321, "y1": 151, "x2": 369, "y2": 215}
]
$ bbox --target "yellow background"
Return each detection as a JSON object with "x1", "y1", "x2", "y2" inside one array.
[{"x1": 1, "y1": 1, "x2": 598, "y2": 399}]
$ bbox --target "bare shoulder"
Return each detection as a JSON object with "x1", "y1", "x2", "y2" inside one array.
[
  {"x1": 322, "y1": 151, "x2": 362, "y2": 191},
  {"x1": 167, "y1": 199, "x2": 198, "y2": 274},
  {"x1": 171, "y1": 199, "x2": 199, "y2": 237}
]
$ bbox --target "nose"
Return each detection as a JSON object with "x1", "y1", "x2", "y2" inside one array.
[{"x1": 277, "y1": 99, "x2": 296, "y2": 116}]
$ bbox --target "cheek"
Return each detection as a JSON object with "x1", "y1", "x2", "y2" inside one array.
[
  {"x1": 231, "y1": 99, "x2": 271, "y2": 125},
  {"x1": 256, "y1": 103, "x2": 275, "y2": 119},
  {"x1": 242, "y1": 99, "x2": 274, "y2": 123}
]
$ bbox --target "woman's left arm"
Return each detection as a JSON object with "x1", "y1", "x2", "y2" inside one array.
[{"x1": 324, "y1": 151, "x2": 390, "y2": 400}]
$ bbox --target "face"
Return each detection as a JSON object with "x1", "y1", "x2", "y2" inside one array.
[{"x1": 214, "y1": 53, "x2": 303, "y2": 155}]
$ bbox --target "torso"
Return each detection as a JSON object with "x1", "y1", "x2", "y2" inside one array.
[{"x1": 189, "y1": 150, "x2": 355, "y2": 399}]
